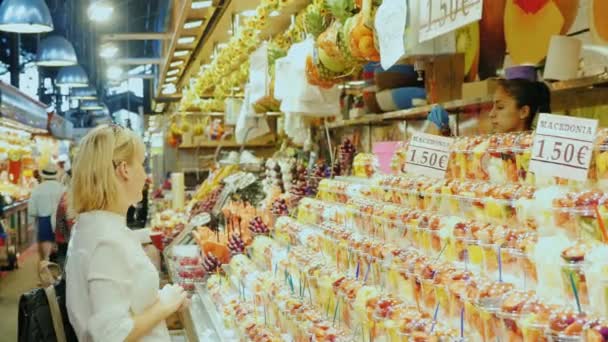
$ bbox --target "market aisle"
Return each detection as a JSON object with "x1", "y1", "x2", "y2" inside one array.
[{"x1": 0, "y1": 246, "x2": 39, "y2": 341}]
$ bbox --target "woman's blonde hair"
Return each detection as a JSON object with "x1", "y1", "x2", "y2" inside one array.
[{"x1": 69, "y1": 124, "x2": 144, "y2": 216}]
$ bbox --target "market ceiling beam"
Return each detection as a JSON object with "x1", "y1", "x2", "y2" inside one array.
[
  {"x1": 155, "y1": 0, "x2": 219, "y2": 99},
  {"x1": 156, "y1": 94, "x2": 182, "y2": 103},
  {"x1": 179, "y1": 0, "x2": 231, "y2": 90},
  {"x1": 114, "y1": 58, "x2": 164, "y2": 65},
  {"x1": 100, "y1": 33, "x2": 171, "y2": 41}
]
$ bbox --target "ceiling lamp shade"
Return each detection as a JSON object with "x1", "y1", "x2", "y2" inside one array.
[
  {"x1": 37, "y1": 35, "x2": 77, "y2": 67},
  {"x1": 70, "y1": 87, "x2": 97, "y2": 100},
  {"x1": 57, "y1": 65, "x2": 89, "y2": 87},
  {"x1": 0, "y1": 0, "x2": 53, "y2": 33},
  {"x1": 80, "y1": 100, "x2": 104, "y2": 111}
]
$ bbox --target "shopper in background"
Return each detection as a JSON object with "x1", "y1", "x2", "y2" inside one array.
[
  {"x1": 427, "y1": 78, "x2": 552, "y2": 134},
  {"x1": 28, "y1": 163, "x2": 64, "y2": 263},
  {"x1": 66, "y1": 124, "x2": 187, "y2": 342},
  {"x1": 54, "y1": 169, "x2": 73, "y2": 268}
]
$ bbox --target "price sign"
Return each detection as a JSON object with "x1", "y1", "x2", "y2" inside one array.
[
  {"x1": 530, "y1": 114, "x2": 598, "y2": 181},
  {"x1": 375, "y1": 0, "x2": 407, "y2": 70},
  {"x1": 419, "y1": 0, "x2": 483, "y2": 42},
  {"x1": 404, "y1": 132, "x2": 453, "y2": 178}
]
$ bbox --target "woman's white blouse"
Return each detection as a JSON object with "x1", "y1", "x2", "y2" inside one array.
[{"x1": 66, "y1": 211, "x2": 170, "y2": 342}]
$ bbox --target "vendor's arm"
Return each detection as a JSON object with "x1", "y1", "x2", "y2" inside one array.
[
  {"x1": 426, "y1": 105, "x2": 452, "y2": 136},
  {"x1": 87, "y1": 239, "x2": 185, "y2": 342}
]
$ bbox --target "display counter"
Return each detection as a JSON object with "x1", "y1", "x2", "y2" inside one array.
[
  {"x1": 163, "y1": 223, "x2": 239, "y2": 342},
  {"x1": 2, "y1": 200, "x2": 31, "y2": 252}
]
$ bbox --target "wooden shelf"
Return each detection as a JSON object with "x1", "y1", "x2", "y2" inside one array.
[
  {"x1": 179, "y1": 141, "x2": 276, "y2": 149},
  {"x1": 326, "y1": 96, "x2": 493, "y2": 129},
  {"x1": 172, "y1": 111, "x2": 283, "y2": 119},
  {"x1": 551, "y1": 72, "x2": 608, "y2": 92},
  {"x1": 326, "y1": 73, "x2": 608, "y2": 130}
]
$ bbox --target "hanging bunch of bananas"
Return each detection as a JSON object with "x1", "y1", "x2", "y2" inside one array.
[{"x1": 179, "y1": 87, "x2": 202, "y2": 112}]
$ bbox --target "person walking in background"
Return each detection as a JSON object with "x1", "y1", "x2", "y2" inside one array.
[
  {"x1": 28, "y1": 163, "x2": 65, "y2": 264},
  {"x1": 54, "y1": 169, "x2": 73, "y2": 268}
]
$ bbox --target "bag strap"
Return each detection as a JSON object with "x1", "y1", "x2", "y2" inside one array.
[{"x1": 44, "y1": 285, "x2": 67, "y2": 342}]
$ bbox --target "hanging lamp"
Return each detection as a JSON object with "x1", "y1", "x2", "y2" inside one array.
[
  {"x1": 37, "y1": 35, "x2": 77, "y2": 67},
  {"x1": 0, "y1": 0, "x2": 53, "y2": 33},
  {"x1": 57, "y1": 65, "x2": 89, "y2": 87},
  {"x1": 70, "y1": 87, "x2": 97, "y2": 100}
]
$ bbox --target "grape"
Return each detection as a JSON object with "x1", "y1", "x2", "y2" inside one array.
[
  {"x1": 271, "y1": 198, "x2": 289, "y2": 216},
  {"x1": 248, "y1": 216, "x2": 270, "y2": 234},
  {"x1": 202, "y1": 252, "x2": 221, "y2": 273},
  {"x1": 228, "y1": 233, "x2": 246, "y2": 255}
]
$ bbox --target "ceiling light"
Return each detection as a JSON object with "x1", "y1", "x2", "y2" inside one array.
[
  {"x1": 170, "y1": 60, "x2": 184, "y2": 67},
  {"x1": 174, "y1": 50, "x2": 189, "y2": 57},
  {"x1": 270, "y1": 10, "x2": 280, "y2": 17},
  {"x1": 88, "y1": 0, "x2": 114, "y2": 23},
  {"x1": 177, "y1": 36, "x2": 195, "y2": 45},
  {"x1": 192, "y1": 1, "x2": 213, "y2": 9},
  {"x1": 37, "y1": 36, "x2": 78, "y2": 67},
  {"x1": 56, "y1": 65, "x2": 89, "y2": 88},
  {"x1": 71, "y1": 87, "x2": 97, "y2": 100},
  {"x1": 167, "y1": 69, "x2": 179, "y2": 76},
  {"x1": 162, "y1": 84, "x2": 177, "y2": 95},
  {"x1": 184, "y1": 20, "x2": 203, "y2": 29},
  {"x1": 0, "y1": 0, "x2": 54, "y2": 33},
  {"x1": 165, "y1": 76, "x2": 178, "y2": 82},
  {"x1": 107, "y1": 66, "x2": 123, "y2": 80},
  {"x1": 241, "y1": 10, "x2": 257, "y2": 17},
  {"x1": 99, "y1": 43, "x2": 118, "y2": 58},
  {"x1": 217, "y1": 43, "x2": 227, "y2": 49}
]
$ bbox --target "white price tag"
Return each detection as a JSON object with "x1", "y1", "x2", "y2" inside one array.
[
  {"x1": 375, "y1": 0, "x2": 407, "y2": 70},
  {"x1": 249, "y1": 42, "x2": 269, "y2": 103},
  {"x1": 530, "y1": 114, "x2": 598, "y2": 181},
  {"x1": 404, "y1": 132, "x2": 453, "y2": 178},
  {"x1": 419, "y1": 0, "x2": 483, "y2": 42}
]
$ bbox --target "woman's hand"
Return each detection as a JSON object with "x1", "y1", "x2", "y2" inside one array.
[{"x1": 158, "y1": 284, "x2": 188, "y2": 315}]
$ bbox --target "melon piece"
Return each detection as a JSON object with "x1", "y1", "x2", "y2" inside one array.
[
  {"x1": 456, "y1": 22, "x2": 480, "y2": 82},
  {"x1": 504, "y1": 0, "x2": 565, "y2": 65},
  {"x1": 554, "y1": 0, "x2": 580, "y2": 34},
  {"x1": 590, "y1": 0, "x2": 608, "y2": 45},
  {"x1": 318, "y1": 47, "x2": 346, "y2": 72},
  {"x1": 201, "y1": 241, "x2": 231, "y2": 264},
  {"x1": 479, "y1": 0, "x2": 506, "y2": 79}
]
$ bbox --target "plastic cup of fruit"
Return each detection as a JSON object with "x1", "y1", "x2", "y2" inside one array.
[
  {"x1": 462, "y1": 239, "x2": 483, "y2": 272},
  {"x1": 500, "y1": 248, "x2": 526, "y2": 288},
  {"x1": 397, "y1": 267, "x2": 416, "y2": 304},
  {"x1": 478, "y1": 242, "x2": 500, "y2": 276},
  {"x1": 150, "y1": 231, "x2": 164, "y2": 251},
  {"x1": 496, "y1": 291, "x2": 535, "y2": 342},
  {"x1": 547, "y1": 309, "x2": 588, "y2": 342},
  {"x1": 553, "y1": 205, "x2": 579, "y2": 240},
  {"x1": 472, "y1": 283, "x2": 515, "y2": 341},
  {"x1": 560, "y1": 262, "x2": 590, "y2": 310},
  {"x1": 372, "y1": 302, "x2": 404, "y2": 342},
  {"x1": 583, "y1": 318, "x2": 608, "y2": 342}
]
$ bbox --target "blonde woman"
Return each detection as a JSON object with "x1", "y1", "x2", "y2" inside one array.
[{"x1": 66, "y1": 125, "x2": 187, "y2": 341}]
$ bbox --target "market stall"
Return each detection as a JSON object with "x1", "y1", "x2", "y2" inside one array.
[
  {"x1": 149, "y1": 0, "x2": 608, "y2": 340},
  {"x1": 0, "y1": 81, "x2": 73, "y2": 269}
]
